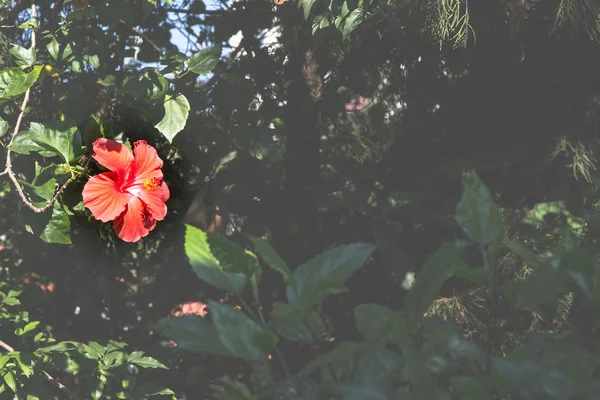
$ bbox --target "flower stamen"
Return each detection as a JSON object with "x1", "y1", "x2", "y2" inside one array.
[{"x1": 143, "y1": 177, "x2": 163, "y2": 191}]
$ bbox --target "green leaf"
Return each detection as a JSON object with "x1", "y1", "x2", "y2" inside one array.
[
  {"x1": 0, "y1": 66, "x2": 42, "y2": 100},
  {"x1": 352, "y1": 345, "x2": 403, "y2": 386},
  {"x1": 3, "y1": 371, "x2": 16, "y2": 393},
  {"x1": 16, "y1": 321, "x2": 39, "y2": 336},
  {"x1": 298, "y1": 341, "x2": 361, "y2": 378},
  {"x1": 122, "y1": 69, "x2": 169, "y2": 101},
  {"x1": 212, "y1": 376, "x2": 256, "y2": 400},
  {"x1": 9, "y1": 131, "x2": 56, "y2": 157},
  {"x1": 343, "y1": 8, "x2": 366, "y2": 40},
  {"x1": 19, "y1": 18, "x2": 39, "y2": 29},
  {"x1": 455, "y1": 171, "x2": 504, "y2": 245},
  {"x1": 187, "y1": 45, "x2": 222, "y2": 75},
  {"x1": 0, "y1": 117, "x2": 9, "y2": 137},
  {"x1": 26, "y1": 121, "x2": 83, "y2": 163},
  {"x1": 106, "y1": 340, "x2": 127, "y2": 352},
  {"x1": 354, "y1": 304, "x2": 404, "y2": 342},
  {"x1": 270, "y1": 302, "x2": 325, "y2": 343},
  {"x1": 503, "y1": 239, "x2": 543, "y2": 268},
  {"x1": 454, "y1": 265, "x2": 491, "y2": 285},
  {"x1": 132, "y1": 383, "x2": 175, "y2": 399},
  {"x1": 404, "y1": 242, "x2": 466, "y2": 319},
  {"x1": 46, "y1": 37, "x2": 59, "y2": 61},
  {"x1": 9, "y1": 45, "x2": 36, "y2": 67},
  {"x1": 184, "y1": 225, "x2": 247, "y2": 293},
  {"x1": 155, "y1": 94, "x2": 189, "y2": 143},
  {"x1": 39, "y1": 202, "x2": 71, "y2": 245},
  {"x1": 85, "y1": 341, "x2": 107, "y2": 358},
  {"x1": 102, "y1": 351, "x2": 127, "y2": 368},
  {"x1": 300, "y1": 0, "x2": 319, "y2": 19},
  {"x1": 36, "y1": 341, "x2": 78, "y2": 354},
  {"x1": 127, "y1": 353, "x2": 167, "y2": 369},
  {"x1": 286, "y1": 243, "x2": 376, "y2": 306},
  {"x1": 154, "y1": 316, "x2": 233, "y2": 357},
  {"x1": 246, "y1": 235, "x2": 292, "y2": 283},
  {"x1": 208, "y1": 301, "x2": 277, "y2": 362}
]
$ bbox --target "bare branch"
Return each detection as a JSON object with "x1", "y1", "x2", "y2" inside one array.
[
  {"x1": 2, "y1": 3, "x2": 73, "y2": 213},
  {"x1": 120, "y1": 20, "x2": 162, "y2": 53}
]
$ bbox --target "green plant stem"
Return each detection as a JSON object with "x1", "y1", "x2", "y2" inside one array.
[{"x1": 235, "y1": 294, "x2": 291, "y2": 377}]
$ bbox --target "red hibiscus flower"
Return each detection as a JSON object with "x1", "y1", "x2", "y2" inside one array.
[{"x1": 82, "y1": 138, "x2": 170, "y2": 242}]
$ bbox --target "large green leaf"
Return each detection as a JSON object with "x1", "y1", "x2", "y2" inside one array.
[
  {"x1": 0, "y1": 66, "x2": 42, "y2": 100},
  {"x1": 9, "y1": 45, "x2": 36, "y2": 67},
  {"x1": 188, "y1": 45, "x2": 222, "y2": 75},
  {"x1": 155, "y1": 94, "x2": 189, "y2": 143},
  {"x1": 208, "y1": 301, "x2": 277, "y2": 362},
  {"x1": 456, "y1": 171, "x2": 504, "y2": 245},
  {"x1": 25, "y1": 121, "x2": 83, "y2": 163},
  {"x1": 352, "y1": 345, "x2": 403, "y2": 387},
  {"x1": 270, "y1": 302, "x2": 325, "y2": 343},
  {"x1": 300, "y1": 0, "x2": 319, "y2": 19},
  {"x1": 9, "y1": 131, "x2": 57, "y2": 157},
  {"x1": 343, "y1": 8, "x2": 366, "y2": 40},
  {"x1": 246, "y1": 235, "x2": 292, "y2": 283},
  {"x1": 184, "y1": 224, "x2": 248, "y2": 293},
  {"x1": 286, "y1": 243, "x2": 376, "y2": 306},
  {"x1": 354, "y1": 304, "x2": 404, "y2": 342},
  {"x1": 404, "y1": 242, "x2": 466, "y2": 319},
  {"x1": 154, "y1": 316, "x2": 233, "y2": 357},
  {"x1": 298, "y1": 341, "x2": 361, "y2": 378},
  {"x1": 505, "y1": 249, "x2": 594, "y2": 310},
  {"x1": 39, "y1": 202, "x2": 71, "y2": 244},
  {"x1": 206, "y1": 233, "x2": 260, "y2": 278}
]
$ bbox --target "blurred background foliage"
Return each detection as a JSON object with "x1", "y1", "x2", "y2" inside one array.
[{"x1": 1, "y1": 0, "x2": 600, "y2": 398}]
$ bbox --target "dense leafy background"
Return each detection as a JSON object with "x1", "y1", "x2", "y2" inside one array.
[{"x1": 0, "y1": 0, "x2": 600, "y2": 398}]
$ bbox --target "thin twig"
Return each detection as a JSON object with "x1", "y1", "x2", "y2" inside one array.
[
  {"x1": 3, "y1": 4, "x2": 73, "y2": 213},
  {"x1": 120, "y1": 20, "x2": 162, "y2": 53},
  {"x1": 0, "y1": 338, "x2": 83, "y2": 400}
]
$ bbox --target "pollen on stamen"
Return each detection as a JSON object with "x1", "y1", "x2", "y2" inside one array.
[{"x1": 143, "y1": 177, "x2": 163, "y2": 191}]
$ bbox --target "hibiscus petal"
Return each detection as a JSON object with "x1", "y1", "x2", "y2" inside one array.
[
  {"x1": 113, "y1": 196, "x2": 156, "y2": 243},
  {"x1": 92, "y1": 138, "x2": 134, "y2": 172},
  {"x1": 127, "y1": 181, "x2": 170, "y2": 221},
  {"x1": 132, "y1": 140, "x2": 163, "y2": 183},
  {"x1": 82, "y1": 172, "x2": 130, "y2": 222}
]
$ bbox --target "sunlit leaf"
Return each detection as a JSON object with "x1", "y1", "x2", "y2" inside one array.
[
  {"x1": 184, "y1": 225, "x2": 248, "y2": 293},
  {"x1": 155, "y1": 94, "x2": 190, "y2": 142},
  {"x1": 188, "y1": 45, "x2": 222, "y2": 75},
  {"x1": 25, "y1": 121, "x2": 83, "y2": 163}
]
